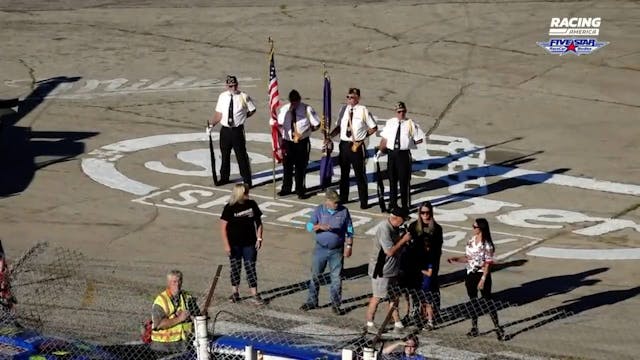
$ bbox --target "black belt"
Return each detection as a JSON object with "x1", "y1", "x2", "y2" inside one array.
[
  {"x1": 284, "y1": 137, "x2": 309, "y2": 143},
  {"x1": 222, "y1": 124, "x2": 244, "y2": 129}
]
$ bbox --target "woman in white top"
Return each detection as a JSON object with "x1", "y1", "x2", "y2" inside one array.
[{"x1": 447, "y1": 218, "x2": 504, "y2": 340}]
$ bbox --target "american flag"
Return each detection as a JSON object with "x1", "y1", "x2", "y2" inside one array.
[{"x1": 268, "y1": 49, "x2": 284, "y2": 163}]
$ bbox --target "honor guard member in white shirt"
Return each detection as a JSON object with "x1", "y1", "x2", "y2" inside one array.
[
  {"x1": 277, "y1": 89, "x2": 321, "y2": 199},
  {"x1": 377, "y1": 102, "x2": 425, "y2": 212},
  {"x1": 328, "y1": 88, "x2": 378, "y2": 209},
  {"x1": 209, "y1": 75, "x2": 257, "y2": 187}
]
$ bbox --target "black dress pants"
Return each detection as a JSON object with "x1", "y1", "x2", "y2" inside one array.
[
  {"x1": 338, "y1": 141, "x2": 368, "y2": 208},
  {"x1": 281, "y1": 138, "x2": 311, "y2": 195},
  {"x1": 219, "y1": 125, "x2": 252, "y2": 186},
  {"x1": 388, "y1": 150, "x2": 411, "y2": 211}
]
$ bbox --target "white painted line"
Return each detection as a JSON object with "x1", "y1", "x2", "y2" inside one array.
[
  {"x1": 441, "y1": 223, "x2": 542, "y2": 241},
  {"x1": 527, "y1": 247, "x2": 640, "y2": 260},
  {"x1": 82, "y1": 158, "x2": 156, "y2": 196},
  {"x1": 496, "y1": 239, "x2": 546, "y2": 260},
  {"x1": 287, "y1": 324, "x2": 358, "y2": 337},
  {"x1": 212, "y1": 320, "x2": 273, "y2": 334},
  {"x1": 494, "y1": 350, "x2": 554, "y2": 360},
  {"x1": 46, "y1": 84, "x2": 258, "y2": 99},
  {"x1": 260, "y1": 309, "x2": 322, "y2": 324},
  {"x1": 494, "y1": 238, "x2": 519, "y2": 244},
  {"x1": 492, "y1": 166, "x2": 640, "y2": 197}
]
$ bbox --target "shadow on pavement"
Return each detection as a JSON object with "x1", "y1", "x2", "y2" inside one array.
[{"x1": 0, "y1": 76, "x2": 100, "y2": 197}]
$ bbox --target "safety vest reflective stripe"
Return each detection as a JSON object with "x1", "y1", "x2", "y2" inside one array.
[{"x1": 150, "y1": 290, "x2": 193, "y2": 342}]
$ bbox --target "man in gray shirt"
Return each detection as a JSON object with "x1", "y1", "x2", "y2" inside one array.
[{"x1": 366, "y1": 208, "x2": 411, "y2": 334}]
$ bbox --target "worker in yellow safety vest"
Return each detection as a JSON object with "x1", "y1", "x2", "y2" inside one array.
[{"x1": 150, "y1": 269, "x2": 199, "y2": 354}]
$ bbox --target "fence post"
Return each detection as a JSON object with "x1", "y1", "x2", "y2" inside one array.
[
  {"x1": 363, "y1": 347, "x2": 377, "y2": 360},
  {"x1": 245, "y1": 345, "x2": 257, "y2": 360},
  {"x1": 193, "y1": 315, "x2": 211, "y2": 360},
  {"x1": 341, "y1": 348, "x2": 354, "y2": 360}
]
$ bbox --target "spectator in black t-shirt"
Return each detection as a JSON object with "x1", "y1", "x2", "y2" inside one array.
[{"x1": 220, "y1": 183, "x2": 265, "y2": 305}]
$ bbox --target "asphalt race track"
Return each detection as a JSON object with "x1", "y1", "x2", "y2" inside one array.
[{"x1": 1, "y1": 1, "x2": 639, "y2": 359}]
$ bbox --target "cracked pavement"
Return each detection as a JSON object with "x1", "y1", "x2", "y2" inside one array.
[{"x1": 1, "y1": 1, "x2": 639, "y2": 359}]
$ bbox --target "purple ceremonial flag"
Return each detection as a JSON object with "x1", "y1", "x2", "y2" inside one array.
[{"x1": 319, "y1": 72, "x2": 333, "y2": 189}]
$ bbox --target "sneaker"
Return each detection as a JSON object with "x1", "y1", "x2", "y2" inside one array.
[
  {"x1": 366, "y1": 323, "x2": 379, "y2": 334},
  {"x1": 299, "y1": 303, "x2": 317, "y2": 311},
  {"x1": 392, "y1": 324, "x2": 405, "y2": 335},
  {"x1": 248, "y1": 295, "x2": 265, "y2": 306},
  {"x1": 466, "y1": 328, "x2": 479, "y2": 337},
  {"x1": 331, "y1": 304, "x2": 343, "y2": 316},
  {"x1": 228, "y1": 293, "x2": 240, "y2": 303},
  {"x1": 426, "y1": 320, "x2": 435, "y2": 331}
]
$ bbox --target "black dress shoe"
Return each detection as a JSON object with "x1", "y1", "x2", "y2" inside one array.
[
  {"x1": 496, "y1": 327, "x2": 505, "y2": 341},
  {"x1": 466, "y1": 328, "x2": 479, "y2": 337},
  {"x1": 297, "y1": 193, "x2": 311, "y2": 200},
  {"x1": 278, "y1": 190, "x2": 292, "y2": 196}
]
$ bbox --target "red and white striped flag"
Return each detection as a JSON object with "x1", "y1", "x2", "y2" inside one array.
[{"x1": 268, "y1": 49, "x2": 284, "y2": 163}]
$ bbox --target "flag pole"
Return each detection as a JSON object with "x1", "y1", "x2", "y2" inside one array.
[{"x1": 269, "y1": 37, "x2": 276, "y2": 200}]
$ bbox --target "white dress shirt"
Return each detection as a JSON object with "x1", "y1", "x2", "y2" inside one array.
[
  {"x1": 380, "y1": 117, "x2": 425, "y2": 150},
  {"x1": 277, "y1": 102, "x2": 321, "y2": 141},
  {"x1": 214, "y1": 90, "x2": 257, "y2": 127},
  {"x1": 338, "y1": 104, "x2": 377, "y2": 141}
]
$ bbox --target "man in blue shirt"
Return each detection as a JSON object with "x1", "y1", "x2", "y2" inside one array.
[{"x1": 300, "y1": 189, "x2": 354, "y2": 315}]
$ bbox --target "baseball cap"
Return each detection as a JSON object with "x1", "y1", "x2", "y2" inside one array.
[
  {"x1": 389, "y1": 207, "x2": 410, "y2": 220},
  {"x1": 225, "y1": 75, "x2": 238, "y2": 85}
]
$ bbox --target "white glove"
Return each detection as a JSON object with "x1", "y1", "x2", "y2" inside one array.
[
  {"x1": 205, "y1": 125, "x2": 213, "y2": 136},
  {"x1": 373, "y1": 150, "x2": 383, "y2": 162}
]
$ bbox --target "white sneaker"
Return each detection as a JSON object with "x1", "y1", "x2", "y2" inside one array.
[{"x1": 393, "y1": 323, "x2": 405, "y2": 334}]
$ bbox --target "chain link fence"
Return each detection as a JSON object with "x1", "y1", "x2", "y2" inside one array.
[{"x1": 1, "y1": 242, "x2": 635, "y2": 360}]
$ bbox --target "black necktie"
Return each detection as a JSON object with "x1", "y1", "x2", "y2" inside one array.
[
  {"x1": 346, "y1": 107, "x2": 353, "y2": 138},
  {"x1": 228, "y1": 93, "x2": 234, "y2": 127},
  {"x1": 394, "y1": 121, "x2": 402, "y2": 150},
  {"x1": 290, "y1": 105, "x2": 297, "y2": 138}
]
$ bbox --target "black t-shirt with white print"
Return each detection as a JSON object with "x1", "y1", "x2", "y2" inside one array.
[{"x1": 221, "y1": 200, "x2": 263, "y2": 247}]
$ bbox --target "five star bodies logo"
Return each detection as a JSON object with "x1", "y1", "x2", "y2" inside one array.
[{"x1": 538, "y1": 17, "x2": 609, "y2": 56}]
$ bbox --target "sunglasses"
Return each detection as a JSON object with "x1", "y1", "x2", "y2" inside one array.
[
  {"x1": 420, "y1": 211, "x2": 431, "y2": 215},
  {"x1": 405, "y1": 345, "x2": 417, "y2": 348},
  {"x1": 346, "y1": 95, "x2": 356, "y2": 99},
  {"x1": 397, "y1": 110, "x2": 406, "y2": 113},
  {"x1": 472, "y1": 224, "x2": 479, "y2": 229}
]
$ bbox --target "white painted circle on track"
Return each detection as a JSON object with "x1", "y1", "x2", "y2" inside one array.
[{"x1": 81, "y1": 132, "x2": 640, "y2": 260}]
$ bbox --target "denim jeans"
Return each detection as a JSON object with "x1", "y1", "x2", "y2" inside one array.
[
  {"x1": 307, "y1": 246, "x2": 344, "y2": 306},
  {"x1": 229, "y1": 245, "x2": 258, "y2": 288}
]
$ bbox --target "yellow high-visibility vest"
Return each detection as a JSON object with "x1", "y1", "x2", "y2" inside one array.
[{"x1": 151, "y1": 290, "x2": 193, "y2": 343}]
